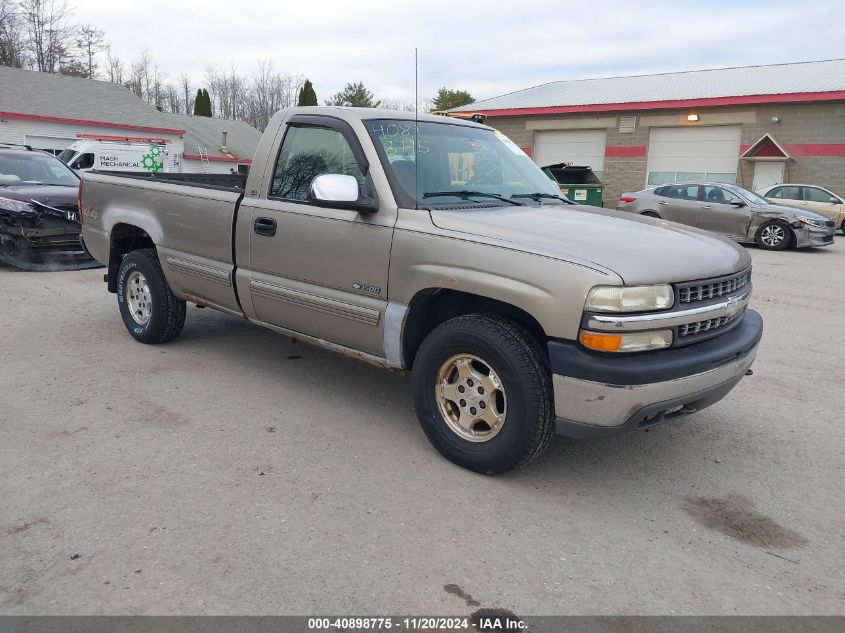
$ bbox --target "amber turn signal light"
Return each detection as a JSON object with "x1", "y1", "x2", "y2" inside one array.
[{"x1": 579, "y1": 331, "x2": 622, "y2": 352}]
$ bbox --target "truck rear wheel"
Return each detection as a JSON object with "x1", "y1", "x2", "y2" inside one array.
[
  {"x1": 411, "y1": 314, "x2": 555, "y2": 474},
  {"x1": 117, "y1": 248, "x2": 185, "y2": 344}
]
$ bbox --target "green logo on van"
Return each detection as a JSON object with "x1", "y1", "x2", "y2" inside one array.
[{"x1": 140, "y1": 145, "x2": 163, "y2": 172}]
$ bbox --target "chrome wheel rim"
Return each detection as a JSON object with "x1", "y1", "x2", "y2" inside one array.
[
  {"x1": 435, "y1": 353, "x2": 507, "y2": 442},
  {"x1": 126, "y1": 271, "x2": 152, "y2": 325},
  {"x1": 761, "y1": 224, "x2": 785, "y2": 247}
]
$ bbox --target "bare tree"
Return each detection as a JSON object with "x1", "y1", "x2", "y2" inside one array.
[
  {"x1": 180, "y1": 72, "x2": 192, "y2": 115},
  {"x1": 164, "y1": 83, "x2": 181, "y2": 114},
  {"x1": 19, "y1": 0, "x2": 77, "y2": 72},
  {"x1": 379, "y1": 98, "x2": 415, "y2": 112},
  {"x1": 250, "y1": 58, "x2": 276, "y2": 131},
  {"x1": 75, "y1": 23, "x2": 105, "y2": 78},
  {"x1": 127, "y1": 47, "x2": 151, "y2": 99},
  {"x1": 205, "y1": 63, "x2": 248, "y2": 120},
  {"x1": 104, "y1": 45, "x2": 124, "y2": 84},
  {"x1": 151, "y1": 62, "x2": 165, "y2": 110},
  {"x1": 203, "y1": 64, "x2": 220, "y2": 116},
  {"x1": 0, "y1": 0, "x2": 27, "y2": 67}
]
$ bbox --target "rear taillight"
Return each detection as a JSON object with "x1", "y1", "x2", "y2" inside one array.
[
  {"x1": 619, "y1": 196, "x2": 637, "y2": 203},
  {"x1": 77, "y1": 181, "x2": 84, "y2": 223}
]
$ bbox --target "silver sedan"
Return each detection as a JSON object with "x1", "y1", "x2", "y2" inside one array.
[{"x1": 617, "y1": 182, "x2": 835, "y2": 250}]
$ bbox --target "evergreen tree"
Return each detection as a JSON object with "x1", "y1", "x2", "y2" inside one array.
[
  {"x1": 297, "y1": 79, "x2": 317, "y2": 106},
  {"x1": 193, "y1": 89, "x2": 212, "y2": 117},
  {"x1": 432, "y1": 88, "x2": 475, "y2": 111},
  {"x1": 325, "y1": 82, "x2": 380, "y2": 108},
  {"x1": 193, "y1": 88, "x2": 205, "y2": 116},
  {"x1": 202, "y1": 89, "x2": 213, "y2": 116}
]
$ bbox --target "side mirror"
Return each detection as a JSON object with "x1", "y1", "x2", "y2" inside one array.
[
  {"x1": 309, "y1": 174, "x2": 378, "y2": 213},
  {"x1": 730, "y1": 201, "x2": 747, "y2": 208},
  {"x1": 830, "y1": 197, "x2": 839, "y2": 204}
]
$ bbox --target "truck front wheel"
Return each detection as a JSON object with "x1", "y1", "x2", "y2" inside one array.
[
  {"x1": 117, "y1": 248, "x2": 186, "y2": 344},
  {"x1": 411, "y1": 315, "x2": 555, "y2": 474}
]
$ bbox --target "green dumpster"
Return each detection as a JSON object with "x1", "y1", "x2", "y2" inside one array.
[{"x1": 541, "y1": 164, "x2": 604, "y2": 207}]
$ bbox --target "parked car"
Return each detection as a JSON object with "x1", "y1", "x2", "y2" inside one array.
[
  {"x1": 756, "y1": 183, "x2": 845, "y2": 235},
  {"x1": 616, "y1": 182, "x2": 835, "y2": 250},
  {"x1": 0, "y1": 145, "x2": 97, "y2": 270},
  {"x1": 80, "y1": 107, "x2": 762, "y2": 474}
]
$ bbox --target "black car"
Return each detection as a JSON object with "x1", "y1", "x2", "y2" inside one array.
[{"x1": 0, "y1": 146, "x2": 97, "y2": 270}]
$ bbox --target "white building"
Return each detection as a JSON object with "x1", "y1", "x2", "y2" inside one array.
[{"x1": 0, "y1": 66, "x2": 258, "y2": 173}]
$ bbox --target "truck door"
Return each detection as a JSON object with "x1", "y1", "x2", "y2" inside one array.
[
  {"x1": 240, "y1": 115, "x2": 395, "y2": 357},
  {"x1": 698, "y1": 185, "x2": 753, "y2": 240}
]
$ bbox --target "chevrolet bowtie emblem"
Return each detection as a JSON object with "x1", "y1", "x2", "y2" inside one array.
[{"x1": 725, "y1": 296, "x2": 741, "y2": 318}]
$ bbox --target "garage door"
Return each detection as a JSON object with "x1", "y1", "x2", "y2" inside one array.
[
  {"x1": 646, "y1": 126, "x2": 741, "y2": 186},
  {"x1": 24, "y1": 134, "x2": 76, "y2": 154},
  {"x1": 533, "y1": 130, "x2": 606, "y2": 179}
]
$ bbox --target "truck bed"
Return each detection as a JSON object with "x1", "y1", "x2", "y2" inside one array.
[{"x1": 81, "y1": 168, "x2": 248, "y2": 314}]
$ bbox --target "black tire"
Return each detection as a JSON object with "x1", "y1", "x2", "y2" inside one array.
[
  {"x1": 117, "y1": 248, "x2": 186, "y2": 344},
  {"x1": 755, "y1": 220, "x2": 792, "y2": 250},
  {"x1": 641, "y1": 211, "x2": 660, "y2": 218},
  {"x1": 411, "y1": 314, "x2": 555, "y2": 475}
]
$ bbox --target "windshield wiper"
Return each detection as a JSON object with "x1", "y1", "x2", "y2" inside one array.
[
  {"x1": 422, "y1": 190, "x2": 523, "y2": 206},
  {"x1": 511, "y1": 192, "x2": 575, "y2": 205}
]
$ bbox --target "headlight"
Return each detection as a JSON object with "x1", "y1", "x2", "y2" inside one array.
[
  {"x1": 0, "y1": 196, "x2": 36, "y2": 215},
  {"x1": 579, "y1": 329, "x2": 673, "y2": 353},
  {"x1": 585, "y1": 284, "x2": 674, "y2": 313},
  {"x1": 795, "y1": 215, "x2": 825, "y2": 228}
]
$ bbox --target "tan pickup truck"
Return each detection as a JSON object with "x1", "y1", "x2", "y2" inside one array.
[{"x1": 80, "y1": 107, "x2": 763, "y2": 474}]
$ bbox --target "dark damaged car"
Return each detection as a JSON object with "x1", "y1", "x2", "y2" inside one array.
[
  {"x1": 616, "y1": 182, "x2": 835, "y2": 250},
  {"x1": 0, "y1": 146, "x2": 98, "y2": 270}
]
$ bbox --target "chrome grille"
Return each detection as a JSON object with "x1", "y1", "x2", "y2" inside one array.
[
  {"x1": 678, "y1": 312, "x2": 742, "y2": 338},
  {"x1": 678, "y1": 270, "x2": 750, "y2": 305}
]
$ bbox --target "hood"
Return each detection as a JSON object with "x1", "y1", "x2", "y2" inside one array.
[
  {"x1": 0, "y1": 184, "x2": 78, "y2": 208},
  {"x1": 429, "y1": 204, "x2": 751, "y2": 285}
]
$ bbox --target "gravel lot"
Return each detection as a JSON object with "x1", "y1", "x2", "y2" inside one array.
[{"x1": 1, "y1": 241, "x2": 844, "y2": 616}]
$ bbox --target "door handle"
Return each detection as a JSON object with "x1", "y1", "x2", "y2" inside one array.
[
  {"x1": 701, "y1": 205, "x2": 712, "y2": 209},
  {"x1": 254, "y1": 217, "x2": 277, "y2": 236},
  {"x1": 658, "y1": 201, "x2": 668, "y2": 205}
]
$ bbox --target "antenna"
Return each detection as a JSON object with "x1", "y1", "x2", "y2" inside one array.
[{"x1": 414, "y1": 47, "x2": 419, "y2": 211}]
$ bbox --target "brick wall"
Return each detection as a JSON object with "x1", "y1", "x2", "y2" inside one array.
[
  {"x1": 486, "y1": 101, "x2": 845, "y2": 205},
  {"x1": 737, "y1": 102, "x2": 845, "y2": 194}
]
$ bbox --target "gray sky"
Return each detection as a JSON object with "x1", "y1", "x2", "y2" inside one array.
[{"x1": 77, "y1": 0, "x2": 845, "y2": 104}]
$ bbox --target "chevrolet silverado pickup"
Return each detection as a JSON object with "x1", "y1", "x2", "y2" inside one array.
[{"x1": 80, "y1": 107, "x2": 763, "y2": 474}]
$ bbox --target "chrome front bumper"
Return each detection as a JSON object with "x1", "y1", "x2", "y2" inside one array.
[{"x1": 550, "y1": 309, "x2": 763, "y2": 438}]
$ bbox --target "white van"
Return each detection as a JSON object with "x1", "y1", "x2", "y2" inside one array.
[{"x1": 58, "y1": 140, "x2": 173, "y2": 174}]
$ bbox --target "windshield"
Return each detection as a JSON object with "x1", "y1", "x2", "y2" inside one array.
[
  {"x1": 0, "y1": 151, "x2": 79, "y2": 187},
  {"x1": 57, "y1": 148, "x2": 78, "y2": 164},
  {"x1": 366, "y1": 119, "x2": 560, "y2": 208},
  {"x1": 731, "y1": 185, "x2": 769, "y2": 206}
]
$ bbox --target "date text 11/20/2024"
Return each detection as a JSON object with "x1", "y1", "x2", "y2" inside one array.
[{"x1": 307, "y1": 616, "x2": 526, "y2": 630}]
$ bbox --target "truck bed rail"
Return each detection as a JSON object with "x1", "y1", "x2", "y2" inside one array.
[{"x1": 88, "y1": 170, "x2": 247, "y2": 192}]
